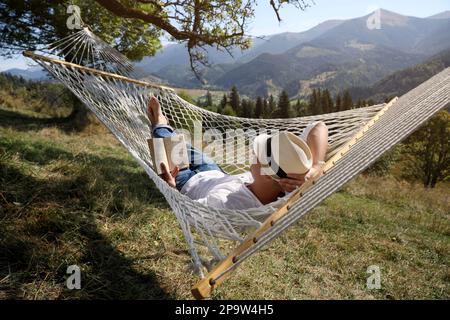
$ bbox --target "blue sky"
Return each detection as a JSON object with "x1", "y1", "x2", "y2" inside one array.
[
  {"x1": 249, "y1": 0, "x2": 450, "y2": 35},
  {"x1": 1, "y1": 0, "x2": 449, "y2": 71}
]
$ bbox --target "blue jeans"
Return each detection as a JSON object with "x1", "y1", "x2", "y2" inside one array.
[{"x1": 152, "y1": 124, "x2": 222, "y2": 191}]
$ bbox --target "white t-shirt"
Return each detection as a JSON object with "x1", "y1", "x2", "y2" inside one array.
[
  {"x1": 180, "y1": 170, "x2": 262, "y2": 210},
  {"x1": 180, "y1": 122, "x2": 321, "y2": 210}
]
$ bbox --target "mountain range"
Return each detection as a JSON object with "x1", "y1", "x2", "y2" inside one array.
[
  {"x1": 350, "y1": 48, "x2": 450, "y2": 103},
  {"x1": 135, "y1": 9, "x2": 450, "y2": 98},
  {"x1": 3, "y1": 9, "x2": 450, "y2": 100},
  {"x1": 2, "y1": 67, "x2": 49, "y2": 81}
]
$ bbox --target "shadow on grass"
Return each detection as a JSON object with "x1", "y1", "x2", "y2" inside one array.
[
  {"x1": 0, "y1": 107, "x2": 100, "y2": 133},
  {"x1": 0, "y1": 108, "x2": 71, "y2": 132},
  {"x1": 0, "y1": 112, "x2": 175, "y2": 299}
]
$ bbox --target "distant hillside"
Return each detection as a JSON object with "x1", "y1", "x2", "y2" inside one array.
[
  {"x1": 217, "y1": 41, "x2": 424, "y2": 98},
  {"x1": 427, "y1": 10, "x2": 450, "y2": 19},
  {"x1": 135, "y1": 19, "x2": 344, "y2": 88},
  {"x1": 349, "y1": 48, "x2": 450, "y2": 103},
  {"x1": 215, "y1": 9, "x2": 450, "y2": 97},
  {"x1": 135, "y1": 9, "x2": 450, "y2": 96},
  {"x1": 1, "y1": 67, "x2": 48, "y2": 81}
]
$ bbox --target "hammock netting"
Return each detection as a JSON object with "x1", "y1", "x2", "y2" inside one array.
[{"x1": 24, "y1": 28, "x2": 450, "y2": 282}]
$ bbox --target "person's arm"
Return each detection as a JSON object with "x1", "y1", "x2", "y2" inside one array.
[{"x1": 279, "y1": 122, "x2": 328, "y2": 193}]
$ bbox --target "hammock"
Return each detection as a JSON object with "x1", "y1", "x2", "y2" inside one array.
[{"x1": 23, "y1": 28, "x2": 450, "y2": 299}]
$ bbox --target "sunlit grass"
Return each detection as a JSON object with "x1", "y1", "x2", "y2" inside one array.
[{"x1": 1, "y1": 105, "x2": 449, "y2": 299}]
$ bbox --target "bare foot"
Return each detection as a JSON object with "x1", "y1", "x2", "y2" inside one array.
[{"x1": 147, "y1": 96, "x2": 168, "y2": 126}]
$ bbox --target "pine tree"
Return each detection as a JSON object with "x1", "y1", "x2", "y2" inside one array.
[
  {"x1": 229, "y1": 85, "x2": 240, "y2": 115},
  {"x1": 296, "y1": 99, "x2": 309, "y2": 116},
  {"x1": 196, "y1": 97, "x2": 203, "y2": 108},
  {"x1": 205, "y1": 90, "x2": 213, "y2": 108},
  {"x1": 255, "y1": 96, "x2": 263, "y2": 118},
  {"x1": 321, "y1": 89, "x2": 333, "y2": 114},
  {"x1": 267, "y1": 94, "x2": 276, "y2": 117},
  {"x1": 247, "y1": 100, "x2": 255, "y2": 118},
  {"x1": 294, "y1": 99, "x2": 302, "y2": 117},
  {"x1": 309, "y1": 88, "x2": 325, "y2": 115},
  {"x1": 308, "y1": 89, "x2": 316, "y2": 115},
  {"x1": 342, "y1": 90, "x2": 353, "y2": 110},
  {"x1": 335, "y1": 93, "x2": 342, "y2": 112},
  {"x1": 262, "y1": 97, "x2": 269, "y2": 118},
  {"x1": 241, "y1": 99, "x2": 248, "y2": 117},
  {"x1": 241, "y1": 99, "x2": 254, "y2": 118},
  {"x1": 219, "y1": 93, "x2": 227, "y2": 114},
  {"x1": 274, "y1": 90, "x2": 293, "y2": 118},
  {"x1": 316, "y1": 88, "x2": 323, "y2": 114}
]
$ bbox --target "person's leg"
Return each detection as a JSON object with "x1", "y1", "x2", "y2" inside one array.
[
  {"x1": 149, "y1": 106, "x2": 221, "y2": 172},
  {"x1": 152, "y1": 124, "x2": 176, "y2": 138},
  {"x1": 147, "y1": 97, "x2": 221, "y2": 190},
  {"x1": 187, "y1": 141, "x2": 221, "y2": 173}
]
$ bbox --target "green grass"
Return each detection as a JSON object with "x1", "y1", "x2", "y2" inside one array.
[{"x1": 1, "y1": 106, "x2": 449, "y2": 299}]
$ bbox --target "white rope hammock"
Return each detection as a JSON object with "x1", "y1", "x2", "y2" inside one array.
[{"x1": 23, "y1": 28, "x2": 450, "y2": 298}]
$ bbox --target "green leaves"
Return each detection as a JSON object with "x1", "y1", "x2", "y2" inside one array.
[{"x1": 0, "y1": 0, "x2": 162, "y2": 61}]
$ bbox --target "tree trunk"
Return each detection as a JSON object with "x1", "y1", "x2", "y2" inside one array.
[{"x1": 65, "y1": 94, "x2": 92, "y2": 131}]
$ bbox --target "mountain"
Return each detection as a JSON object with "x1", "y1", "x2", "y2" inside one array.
[
  {"x1": 8, "y1": 9, "x2": 449, "y2": 99},
  {"x1": 349, "y1": 48, "x2": 450, "y2": 102},
  {"x1": 236, "y1": 19, "x2": 344, "y2": 63},
  {"x1": 2, "y1": 67, "x2": 48, "y2": 81},
  {"x1": 135, "y1": 19, "x2": 344, "y2": 87},
  {"x1": 136, "y1": 9, "x2": 450, "y2": 96},
  {"x1": 308, "y1": 9, "x2": 450, "y2": 55},
  {"x1": 427, "y1": 11, "x2": 450, "y2": 19},
  {"x1": 213, "y1": 9, "x2": 450, "y2": 97}
]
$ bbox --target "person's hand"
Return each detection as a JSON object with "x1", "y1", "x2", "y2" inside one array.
[
  {"x1": 278, "y1": 164, "x2": 322, "y2": 193},
  {"x1": 160, "y1": 162, "x2": 179, "y2": 188}
]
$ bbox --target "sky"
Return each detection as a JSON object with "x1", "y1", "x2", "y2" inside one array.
[
  {"x1": 1, "y1": 0, "x2": 449, "y2": 71},
  {"x1": 248, "y1": 0, "x2": 450, "y2": 36}
]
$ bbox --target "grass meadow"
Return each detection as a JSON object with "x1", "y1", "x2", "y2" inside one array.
[{"x1": 0, "y1": 102, "x2": 449, "y2": 300}]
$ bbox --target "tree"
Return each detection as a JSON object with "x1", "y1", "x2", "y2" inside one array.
[
  {"x1": 0, "y1": 0, "x2": 314, "y2": 76},
  {"x1": 308, "y1": 88, "x2": 323, "y2": 115},
  {"x1": 222, "y1": 104, "x2": 236, "y2": 117},
  {"x1": 320, "y1": 89, "x2": 333, "y2": 114},
  {"x1": 241, "y1": 99, "x2": 255, "y2": 118},
  {"x1": 342, "y1": 90, "x2": 354, "y2": 110},
  {"x1": 218, "y1": 93, "x2": 228, "y2": 114},
  {"x1": 262, "y1": 97, "x2": 269, "y2": 118},
  {"x1": 273, "y1": 90, "x2": 293, "y2": 118},
  {"x1": 403, "y1": 111, "x2": 450, "y2": 188},
  {"x1": 335, "y1": 93, "x2": 342, "y2": 112},
  {"x1": 266, "y1": 94, "x2": 276, "y2": 118},
  {"x1": 205, "y1": 90, "x2": 213, "y2": 108},
  {"x1": 308, "y1": 89, "x2": 316, "y2": 115},
  {"x1": 229, "y1": 85, "x2": 241, "y2": 116},
  {"x1": 0, "y1": 0, "x2": 165, "y2": 130},
  {"x1": 0, "y1": 1, "x2": 162, "y2": 60},
  {"x1": 295, "y1": 99, "x2": 309, "y2": 116},
  {"x1": 356, "y1": 99, "x2": 367, "y2": 108},
  {"x1": 254, "y1": 96, "x2": 263, "y2": 118}
]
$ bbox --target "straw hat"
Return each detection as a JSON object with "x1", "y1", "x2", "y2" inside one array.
[{"x1": 253, "y1": 131, "x2": 313, "y2": 179}]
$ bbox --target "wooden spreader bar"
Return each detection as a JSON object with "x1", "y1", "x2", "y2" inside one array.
[{"x1": 23, "y1": 51, "x2": 174, "y2": 92}]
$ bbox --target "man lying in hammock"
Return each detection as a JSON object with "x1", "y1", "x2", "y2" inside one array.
[{"x1": 147, "y1": 96, "x2": 328, "y2": 210}]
